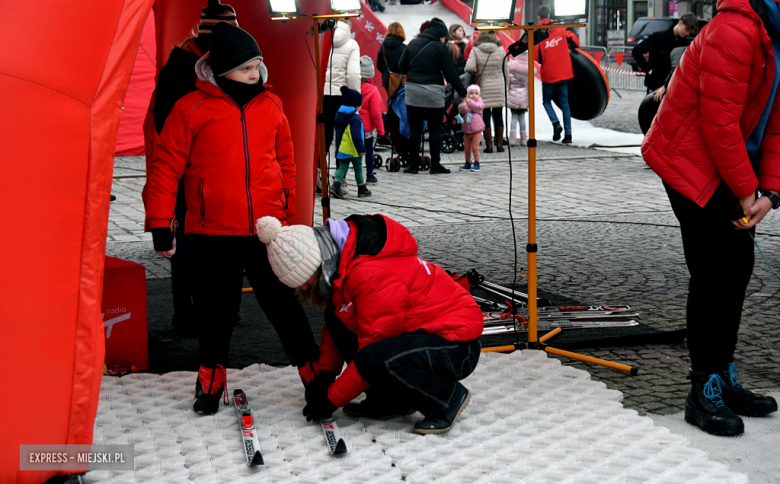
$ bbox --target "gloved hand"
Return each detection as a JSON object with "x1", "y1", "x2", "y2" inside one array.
[
  {"x1": 466, "y1": 113, "x2": 472, "y2": 124},
  {"x1": 303, "y1": 372, "x2": 339, "y2": 421},
  {"x1": 455, "y1": 113, "x2": 464, "y2": 124},
  {"x1": 151, "y1": 227, "x2": 174, "y2": 252}
]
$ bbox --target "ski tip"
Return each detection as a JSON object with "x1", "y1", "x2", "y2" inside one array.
[
  {"x1": 334, "y1": 438, "x2": 347, "y2": 454},
  {"x1": 250, "y1": 451, "x2": 264, "y2": 466}
]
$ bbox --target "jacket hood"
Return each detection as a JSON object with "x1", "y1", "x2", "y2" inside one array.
[
  {"x1": 384, "y1": 35, "x2": 404, "y2": 48},
  {"x1": 345, "y1": 215, "x2": 418, "y2": 262},
  {"x1": 334, "y1": 20, "x2": 353, "y2": 48},
  {"x1": 475, "y1": 33, "x2": 501, "y2": 47},
  {"x1": 334, "y1": 106, "x2": 357, "y2": 127},
  {"x1": 475, "y1": 41, "x2": 500, "y2": 54},
  {"x1": 195, "y1": 52, "x2": 269, "y2": 87}
]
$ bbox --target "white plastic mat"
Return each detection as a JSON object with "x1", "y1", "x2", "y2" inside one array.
[{"x1": 86, "y1": 351, "x2": 747, "y2": 483}]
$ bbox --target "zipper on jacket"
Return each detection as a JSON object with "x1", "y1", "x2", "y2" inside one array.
[
  {"x1": 198, "y1": 178, "x2": 206, "y2": 217},
  {"x1": 278, "y1": 173, "x2": 289, "y2": 211},
  {"x1": 240, "y1": 108, "x2": 254, "y2": 235}
]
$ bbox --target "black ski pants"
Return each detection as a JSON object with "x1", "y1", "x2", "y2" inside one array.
[
  {"x1": 324, "y1": 304, "x2": 481, "y2": 416},
  {"x1": 323, "y1": 95, "x2": 343, "y2": 153},
  {"x1": 408, "y1": 105, "x2": 444, "y2": 168},
  {"x1": 171, "y1": 180, "x2": 195, "y2": 325},
  {"x1": 187, "y1": 234, "x2": 320, "y2": 369},
  {"x1": 664, "y1": 181, "x2": 755, "y2": 372}
]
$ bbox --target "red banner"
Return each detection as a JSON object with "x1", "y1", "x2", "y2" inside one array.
[{"x1": 614, "y1": 53, "x2": 624, "y2": 66}]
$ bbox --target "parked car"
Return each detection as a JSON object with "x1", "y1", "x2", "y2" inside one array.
[{"x1": 626, "y1": 17, "x2": 708, "y2": 70}]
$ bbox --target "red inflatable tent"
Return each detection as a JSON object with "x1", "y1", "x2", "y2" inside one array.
[{"x1": 1, "y1": 1, "x2": 323, "y2": 481}]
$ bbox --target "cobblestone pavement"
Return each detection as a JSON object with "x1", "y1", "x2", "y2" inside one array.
[
  {"x1": 109, "y1": 139, "x2": 780, "y2": 416},
  {"x1": 590, "y1": 90, "x2": 647, "y2": 134}
]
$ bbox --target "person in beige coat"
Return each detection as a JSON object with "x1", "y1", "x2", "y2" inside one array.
[
  {"x1": 323, "y1": 19, "x2": 361, "y2": 151},
  {"x1": 465, "y1": 32, "x2": 509, "y2": 153}
]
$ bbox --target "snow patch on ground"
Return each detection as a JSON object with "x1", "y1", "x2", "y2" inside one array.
[{"x1": 85, "y1": 351, "x2": 747, "y2": 483}]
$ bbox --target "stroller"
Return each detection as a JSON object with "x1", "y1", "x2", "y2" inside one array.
[{"x1": 376, "y1": 85, "x2": 433, "y2": 172}]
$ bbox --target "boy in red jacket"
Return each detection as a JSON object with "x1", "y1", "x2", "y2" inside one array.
[
  {"x1": 642, "y1": 0, "x2": 778, "y2": 436},
  {"x1": 534, "y1": 5, "x2": 580, "y2": 143},
  {"x1": 359, "y1": 56, "x2": 385, "y2": 185},
  {"x1": 256, "y1": 214, "x2": 484, "y2": 434},
  {"x1": 144, "y1": 23, "x2": 320, "y2": 415}
]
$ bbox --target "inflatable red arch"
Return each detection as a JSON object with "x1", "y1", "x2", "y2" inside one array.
[{"x1": 0, "y1": 1, "x2": 327, "y2": 482}]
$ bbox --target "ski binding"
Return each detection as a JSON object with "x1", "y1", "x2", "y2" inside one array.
[{"x1": 233, "y1": 388, "x2": 264, "y2": 465}]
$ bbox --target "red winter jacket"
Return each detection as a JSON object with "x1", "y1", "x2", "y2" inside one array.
[
  {"x1": 318, "y1": 215, "x2": 484, "y2": 407},
  {"x1": 642, "y1": 0, "x2": 780, "y2": 204},
  {"x1": 144, "y1": 58, "x2": 295, "y2": 235},
  {"x1": 534, "y1": 19, "x2": 580, "y2": 84},
  {"x1": 360, "y1": 79, "x2": 385, "y2": 136}
]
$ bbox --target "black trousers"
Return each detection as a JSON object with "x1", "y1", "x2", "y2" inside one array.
[
  {"x1": 408, "y1": 105, "x2": 444, "y2": 168},
  {"x1": 187, "y1": 234, "x2": 320, "y2": 368},
  {"x1": 483, "y1": 107, "x2": 505, "y2": 130},
  {"x1": 664, "y1": 182, "x2": 755, "y2": 372},
  {"x1": 324, "y1": 305, "x2": 481, "y2": 416},
  {"x1": 323, "y1": 95, "x2": 343, "y2": 153},
  {"x1": 171, "y1": 180, "x2": 195, "y2": 322}
]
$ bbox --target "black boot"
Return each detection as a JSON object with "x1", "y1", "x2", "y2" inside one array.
[
  {"x1": 329, "y1": 181, "x2": 345, "y2": 199},
  {"x1": 404, "y1": 160, "x2": 419, "y2": 174},
  {"x1": 552, "y1": 121, "x2": 563, "y2": 141},
  {"x1": 343, "y1": 398, "x2": 415, "y2": 418},
  {"x1": 562, "y1": 134, "x2": 572, "y2": 144},
  {"x1": 720, "y1": 363, "x2": 778, "y2": 417},
  {"x1": 413, "y1": 383, "x2": 471, "y2": 434},
  {"x1": 429, "y1": 162, "x2": 451, "y2": 174},
  {"x1": 194, "y1": 365, "x2": 228, "y2": 415},
  {"x1": 685, "y1": 369, "x2": 744, "y2": 436}
]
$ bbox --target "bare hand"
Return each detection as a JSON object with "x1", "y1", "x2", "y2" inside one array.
[
  {"x1": 733, "y1": 194, "x2": 772, "y2": 229},
  {"x1": 156, "y1": 237, "x2": 177, "y2": 258},
  {"x1": 649, "y1": 69, "x2": 653, "y2": 76},
  {"x1": 359, "y1": 153, "x2": 366, "y2": 157},
  {"x1": 654, "y1": 86, "x2": 666, "y2": 102}
]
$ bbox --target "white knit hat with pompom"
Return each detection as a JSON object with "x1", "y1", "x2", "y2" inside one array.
[{"x1": 256, "y1": 216, "x2": 323, "y2": 288}]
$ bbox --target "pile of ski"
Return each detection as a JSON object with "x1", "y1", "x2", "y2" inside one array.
[
  {"x1": 476, "y1": 298, "x2": 640, "y2": 335},
  {"x1": 233, "y1": 389, "x2": 264, "y2": 466}
]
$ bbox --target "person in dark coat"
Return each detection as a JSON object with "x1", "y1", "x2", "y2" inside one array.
[
  {"x1": 632, "y1": 12, "x2": 697, "y2": 92},
  {"x1": 377, "y1": 22, "x2": 407, "y2": 90},
  {"x1": 399, "y1": 18, "x2": 468, "y2": 175},
  {"x1": 148, "y1": 0, "x2": 239, "y2": 335}
]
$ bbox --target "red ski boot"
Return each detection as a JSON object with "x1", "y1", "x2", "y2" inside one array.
[{"x1": 194, "y1": 365, "x2": 228, "y2": 415}]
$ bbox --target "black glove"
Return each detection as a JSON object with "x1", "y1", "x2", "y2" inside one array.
[
  {"x1": 303, "y1": 372, "x2": 339, "y2": 422},
  {"x1": 151, "y1": 227, "x2": 175, "y2": 252}
]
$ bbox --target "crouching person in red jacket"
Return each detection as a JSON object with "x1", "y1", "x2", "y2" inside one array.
[
  {"x1": 256, "y1": 214, "x2": 484, "y2": 434},
  {"x1": 144, "y1": 23, "x2": 320, "y2": 415},
  {"x1": 642, "y1": 0, "x2": 779, "y2": 436}
]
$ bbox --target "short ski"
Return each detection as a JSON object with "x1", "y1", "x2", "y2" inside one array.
[
  {"x1": 482, "y1": 319, "x2": 640, "y2": 335},
  {"x1": 320, "y1": 417, "x2": 347, "y2": 454},
  {"x1": 233, "y1": 388, "x2": 264, "y2": 466}
]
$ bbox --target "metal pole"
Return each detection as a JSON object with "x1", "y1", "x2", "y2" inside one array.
[
  {"x1": 526, "y1": 28, "x2": 538, "y2": 344},
  {"x1": 313, "y1": 18, "x2": 330, "y2": 223}
]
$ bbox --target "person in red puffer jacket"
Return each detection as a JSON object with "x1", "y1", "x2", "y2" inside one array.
[
  {"x1": 534, "y1": 5, "x2": 580, "y2": 144},
  {"x1": 144, "y1": 23, "x2": 320, "y2": 415},
  {"x1": 642, "y1": 0, "x2": 779, "y2": 437},
  {"x1": 359, "y1": 56, "x2": 385, "y2": 185},
  {"x1": 256, "y1": 214, "x2": 484, "y2": 434}
]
